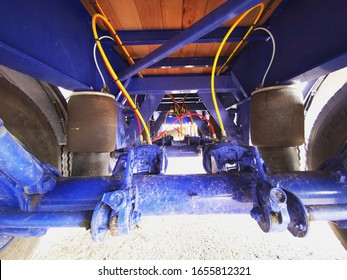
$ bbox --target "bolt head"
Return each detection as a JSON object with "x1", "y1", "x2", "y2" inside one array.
[{"x1": 270, "y1": 188, "x2": 287, "y2": 204}]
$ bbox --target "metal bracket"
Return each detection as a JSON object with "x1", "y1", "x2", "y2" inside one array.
[
  {"x1": 251, "y1": 183, "x2": 291, "y2": 233},
  {"x1": 250, "y1": 147, "x2": 309, "y2": 236},
  {"x1": 202, "y1": 142, "x2": 255, "y2": 173},
  {"x1": 133, "y1": 145, "x2": 168, "y2": 175},
  {"x1": 109, "y1": 186, "x2": 141, "y2": 236},
  {"x1": 91, "y1": 150, "x2": 142, "y2": 242}
]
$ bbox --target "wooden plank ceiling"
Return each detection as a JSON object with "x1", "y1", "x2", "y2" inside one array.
[{"x1": 81, "y1": 0, "x2": 280, "y2": 76}]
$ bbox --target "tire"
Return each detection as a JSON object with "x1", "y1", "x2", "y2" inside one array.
[
  {"x1": 0, "y1": 77, "x2": 61, "y2": 167},
  {"x1": 307, "y1": 82, "x2": 347, "y2": 249},
  {"x1": 0, "y1": 76, "x2": 62, "y2": 259}
]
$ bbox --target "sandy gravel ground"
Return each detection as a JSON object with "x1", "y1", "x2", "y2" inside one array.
[{"x1": 31, "y1": 215, "x2": 347, "y2": 260}]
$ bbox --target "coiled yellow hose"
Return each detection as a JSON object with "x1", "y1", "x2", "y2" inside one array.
[{"x1": 92, "y1": 13, "x2": 151, "y2": 144}]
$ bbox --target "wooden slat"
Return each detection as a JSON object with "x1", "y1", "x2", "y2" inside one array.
[
  {"x1": 100, "y1": 0, "x2": 138, "y2": 61},
  {"x1": 109, "y1": 0, "x2": 150, "y2": 59},
  {"x1": 135, "y1": 0, "x2": 163, "y2": 29},
  {"x1": 161, "y1": 0, "x2": 183, "y2": 57},
  {"x1": 161, "y1": 0, "x2": 183, "y2": 29},
  {"x1": 180, "y1": 0, "x2": 208, "y2": 57},
  {"x1": 195, "y1": 0, "x2": 226, "y2": 57},
  {"x1": 80, "y1": 0, "x2": 139, "y2": 67},
  {"x1": 110, "y1": 0, "x2": 142, "y2": 30},
  {"x1": 217, "y1": 0, "x2": 282, "y2": 74},
  {"x1": 134, "y1": 0, "x2": 164, "y2": 74},
  {"x1": 101, "y1": 0, "x2": 124, "y2": 29},
  {"x1": 143, "y1": 67, "x2": 213, "y2": 75},
  {"x1": 80, "y1": 0, "x2": 282, "y2": 76}
]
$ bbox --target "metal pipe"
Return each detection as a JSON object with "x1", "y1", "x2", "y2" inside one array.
[
  {"x1": 34, "y1": 177, "x2": 118, "y2": 211},
  {"x1": 34, "y1": 172, "x2": 347, "y2": 215},
  {"x1": 0, "y1": 228, "x2": 47, "y2": 237},
  {"x1": 0, "y1": 119, "x2": 43, "y2": 186},
  {"x1": 0, "y1": 211, "x2": 91, "y2": 228},
  {"x1": 134, "y1": 174, "x2": 253, "y2": 216},
  {"x1": 0, "y1": 173, "x2": 346, "y2": 234},
  {"x1": 118, "y1": 0, "x2": 263, "y2": 81},
  {"x1": 270, "y1": 172, "x2": 347, "y2": 205},
  {"x1": 307, "y1": 205, "x2": 347, "y2": 221}
]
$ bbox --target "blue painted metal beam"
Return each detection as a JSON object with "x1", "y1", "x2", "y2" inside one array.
[
  {"x1": 126, "y1": 75, "x2": 238, "y2": 95},
  {"x1": 118, "y1": 0, "x2": 263, "y2": 81},
  {"x1": 289, "y1": 53, "x2": 347, "y2": 84},
  {"x1": 150, "y1": 112, "x2": 166, "y2": 137},
  {"x1": 116, "y1": 27, "x2": 268, "y2": 45},
  {"x1": 0, "y1": 42, "x2": 90, "y2": 91},
  {"x1": 232, "y1": 0, "x2": 347, "y2": 93},
  {"x1": 191, "y1": 116, "x2": 210, "y2": 137},
  {"x1": 125, "y1": 93, "x2": 166, "y2": 144},
  {"x1": 0, "y1": 212, "x2": 91, "y2": 228},
  {"x1": 197, "y1": 93, "x2": 239, "y2": 141},
  {"x1": 157, "y1": 103, "x2": 206, "y2": 112},
  {"x1": 0, "y1": 0, "x2": 126, "y2": 92},
  {"x1": 30, "y1": 172, "x2": 347, "y2": 213},
  {"x1": 143, "y1": 56, "x2": 228, "y2": 69}
]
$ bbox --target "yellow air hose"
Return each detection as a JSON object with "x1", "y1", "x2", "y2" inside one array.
[
  {"x1": 93, "y1": 1, "x2": 143, "y2": 78},
  {"x1": 211, "y1": 3, "x2": 264, "y2": 138},
  {"x1": 92, "y1": 13, "x2": 151, "y2": 144}
]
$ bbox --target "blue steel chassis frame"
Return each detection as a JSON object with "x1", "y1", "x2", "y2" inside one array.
[{"x1": 0, "y1": 0, "x2": 347, "y2": 243}]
